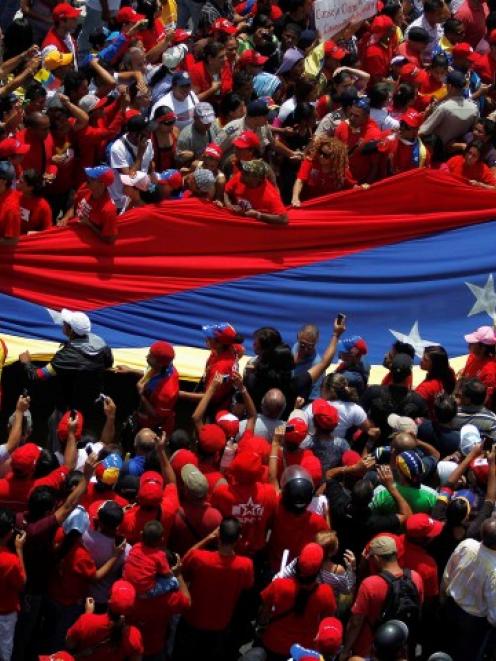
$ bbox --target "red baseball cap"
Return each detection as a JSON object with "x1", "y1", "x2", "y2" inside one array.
[
  {"x1": 315, "y1": 617, "x2": 344, "y2": 655},
  {"x1": 230, "y1": 450, "x2": 263, "y2": 483},
  {"x1": 298, "y1": 542, "x2": 324, "y2": 577},
  {"x1": 238, "y1": 49, "x2": 268, "y2": 67},
  {"x1": 204, "y1": 143, "x2": 223, "y2": 159},
  {"x1": 11, "y1": 443, "x2": 41, "y2": 477},
  {"x1": 405, "y1": 513, "x2": 444, "y2": 540},
  {"x1": 400, "y1": 109, "x2": 424, "y2": 128},
  {"x1": 0, "y1": 138, "x2": 30, "y2": 158},
  {"x1": 324, "y1": 40, "x2": 347, "y2": 60},
  {"x1": 125, "y1": 109, "x2": 142, "y2": 122},
  {"x1": 452, "y1": 42, "x2": 477, "y2": 62},
  {"x1": 57, "y1": 410, "x2": 84, "y2": 441},
  {"x1": 285, "y1": 417, "x2": 308, "y2": 445},
  {"x1": 109, "y1": 579, "x2": 136, "y2": 615},
  {"x1": 52, "y1": 2, "x2": 81, "y2": 20},
  {"x1": 39, "y1": 653, "x2": 75, "y2": 661},
  {"x1": 237, "y1": 432, "x2": 271, "y2": 461},
  {"x1": 371, "y1": 14, "x2": 394, "y2": 34},
  {"x1": 116, "y1": 6, "x2": 145, "y2": 23},
  {"x1": 198, "y1": 424, "x2": 226, "y2": 454},
  {"x1": 215, "y1": 410, "x2": 240, "y2": 439},
  {"x1": 149, "y1": 340, "x2": 175, "y2": 367},
  {"x1": 301, "y1": 454, "x2": 323, "y2": 486},
  {"x1": 311, "y1": 399, "x2": 339, "y2": 431},
  {"x1": 233, "y1": 130, "x2": 261, "y2": 150},
  {"x1": 399, "y1": 62, "x2": 428, "y2": 86},
  {"x1": 470, "y1": 456, "x2": 489, "y2": 484},
  {"x1": 170, "y1": 448, "x2": 199, "y2": 476},
  {"x1": 138, "y1": 470, "x2": 164, "y2": 506},
  {"x1": 173, "y1": 28, "x2": 192, "y2": 44},
  {"x1": 341, "y1": 449, "x2": 362, "y2": 467},
  {"x1": 211, "y1": 18, "x2": 237, "y2": 34}
]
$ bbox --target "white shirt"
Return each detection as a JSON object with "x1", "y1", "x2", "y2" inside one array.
[
  {"x1": 238, "y1": 414, "x2": 284, "y2": 441},
  {"x1": 55, "y1": 442, "x2": 103, "y2": 472},
  {"x1": 109, "y1": 135, "x2": 154, "y2": 208},
  {"x1": 405, "y1": 15, "x2": 443, "y2": 60},
  {"x1": 150, "y1": 90, "x2": 200, "y2": 130},
  {"x1": 370, "y1": 107, "x2": 400, "y2": 132},
  {"x1": 442, "y1": 538, "x2": 496, "y2": 625},
  {"x1": 83, "y1": 528, "x2": 131, "y2": 603},
  {"x1": 330, "y1": 400, "x2": 368, "y2": 438}
]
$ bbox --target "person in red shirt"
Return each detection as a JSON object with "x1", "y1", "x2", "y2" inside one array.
[
  {"x1": 189, "y1": 40, "x2": 232, "y2": 104},
  {"x1": 46, "y1": 505, "x2": 126, "y2": 651},
  {"x1": 416, "y1": 346, "x2": 456, "y2": 415},
  {"x1": 461, "y1": 325, "x2": 496, "y2": 405},
  {"x1": 341, "y1": 535, "x2": 424, "y2": 659},
  {"x1": 292, "y1": 135, "x2": 356, "y2": 205},
  {"x1": 0, "y1": 509, "x2": 26, "y2": 661},
  {"x1": 401, "y1": 513, "x2": 442, "y2": 600},
  {"x1": 444, "y1": 140, "x2": 496, "y2": 188},
  {"x1": 17, "y1": 169, "x2": 53, "y2": 234},
  {"x1": 151, "y1": 106, "x2": 179, "y2": 172},
  {"x1": 0, "y1": 161, "x2": 21, "y2": 245},
  {"x1": 334, "y1": 98, "x2": 382, "y2": 183},
  {"x1": 211, "y1": 446, "x2": 278, "y2": 555},
  {"x1": 173, "y1": 517, "x2": 254, "y2": 661},
  {"x1": 259, "y1": 543, "x2": 336, "y2": 657},
  {"x1": 120, "y1": 470, "x2": 179, "y2": 545},
  {"x1": 62, "y1": 166, "x2": 118, "y2": 243},
  {"x1": 388, "y1": 110, "x2": 431, "y2": 174},
  {"x1": 224, "y1": 158, "x2": 288, "y2": 225},
  {"x1": 0, "y1": 136, "x2": 30, "y2": 182},
  {"x1": 362, "y1": 15, "x2": 397, "y2": 85},
  {"x1": 136, "y1": 340, "x2": 180, "y2": 434},
  {"x1": 17, "y1": 112, "x2": 57, "y2": 182},
  {"x1": 66, "y1": 579, "x2": 144, "y2": 661},
  {"x1": 42, "y1": 2, "x2": 81, "y2": 54},
  {"x1": 473, "y1": 29, "x2": 496, "y2": 83},
  {"x1": 396, "y1": 26, "x2": 431, "y2": 68},
  {"x1": 455, "y1": 0, "x2": 489, "y2": 49},
  {"x1": 136, "y1": 0, "x2": 167, "y2": 59}
]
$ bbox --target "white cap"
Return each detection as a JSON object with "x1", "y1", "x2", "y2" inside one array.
[
  {"x1": 437, "y1": 460, "x2": 458, "y2": 485},
  {"x1": 162, "y1": 44, "x2": 188, "y2": 70},
  {"x1": 62, "y1": 505, "x2": 90, "y2": 535},
  {"x1": 60, "y1": 308, "x2": 91, "y2": 335},
  {"x1": 388, "y1": 413, "x2": 418, "y2": 435},
  {"x1": 120, "y1": 171, "x2": 150, "y2": 191},
  {"x1": 460, "y1": 424, "x2": 481, "y2": 456}
]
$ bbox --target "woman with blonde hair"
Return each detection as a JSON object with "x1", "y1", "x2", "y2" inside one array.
[{"x1": 291, "y1": 135, "x2": 356, "y2": 206}]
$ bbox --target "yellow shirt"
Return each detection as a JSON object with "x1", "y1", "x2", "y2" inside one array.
[
  {"x1": 304, "y1": 43, "x2": 324, "y2": 78},
  {"x1": 161, "y1": 0, "x2": 177, "y2": 31}
]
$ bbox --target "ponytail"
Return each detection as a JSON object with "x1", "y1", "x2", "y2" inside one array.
[{"x1": 109, "y1": 611, "x2": 126, "y2": 646}]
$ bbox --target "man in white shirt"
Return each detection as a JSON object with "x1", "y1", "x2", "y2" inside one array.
[
  {"x1": 238, "y1": 388, "x2": 286, "y2": 440},
  {"x1": 109, "y1": 115, "x2": 154, "y2": 209},
  {"x1": 441, "y1": 519, "x2": 496, "y2": 660},
  {"x1": 150, "y1": 71, "x2": 199, "y2": 129},
  {"x1": 406, "y1": 0, "x2": 451, "y2": 61}
]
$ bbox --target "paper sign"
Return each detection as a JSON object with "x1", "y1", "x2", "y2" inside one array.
[{"x1": 314, "y1": 0, "x2": 376, "y2": 41}]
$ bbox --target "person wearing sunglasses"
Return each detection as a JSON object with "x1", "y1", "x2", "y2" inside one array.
[{"x1": 151, "y1": 105, "x2": 179, "y2": 172}]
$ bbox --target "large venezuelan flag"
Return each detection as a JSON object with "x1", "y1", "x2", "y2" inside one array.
[{"x1": 1, "y1": 169, "x2": 496, "y2": 380}]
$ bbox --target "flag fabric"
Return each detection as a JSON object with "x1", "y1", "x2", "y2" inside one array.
[{"x1": 1, "y1": 169, "x2": 496, "y2": 378}]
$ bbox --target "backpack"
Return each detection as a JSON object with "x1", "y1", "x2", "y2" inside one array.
[{"x1": 377, "y1": 569, "x2": 421, "y2": 633}]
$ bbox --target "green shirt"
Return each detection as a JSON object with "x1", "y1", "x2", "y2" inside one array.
[{"x1": 371, "y1": 483, "x2": 438, "y2": 514}]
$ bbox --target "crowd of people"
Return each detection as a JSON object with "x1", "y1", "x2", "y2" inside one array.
[
  {"x1": 0, "y1": 310, "x2": 495, "y2": 661},
  {"x1": 1, "y1": 0, "x2": 496, "y2": 242}
]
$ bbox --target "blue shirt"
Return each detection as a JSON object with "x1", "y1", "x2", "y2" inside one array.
[{"x1": 292, "y1": 342, "x2": 322, "y2": 401}]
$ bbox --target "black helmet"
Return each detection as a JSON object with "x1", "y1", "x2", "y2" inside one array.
[
  {"x1": 374, "y1": 620, "x2": 408, "y2": 660},
  {"x1": 281, "y1": 466, "x2": 313, "y2": 514}
]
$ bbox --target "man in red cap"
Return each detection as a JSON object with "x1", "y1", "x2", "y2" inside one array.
[
  {"x1": 474, "y1": 29, "x2": 496, "y2": 83},
  {"x1": 318, "y1": 39, "x2": 348, "y2": 90},
  {"x1": 269, "y1": 417, "x2": 315, "y2": 480},
  {"x1": 388, "y1": 110, "x2": 430, "y2": 174},
  {"x1": 401, "y1": 513, "x2": 442, "y2": 600},
  {"x1": 302, "y1": 399, "x2": 350, "y2": 473},
  {"x1": 362, "y1": 15, "x2": 397, "y2": 84},
  {"x1": 42, "y1": 3, "x2": 81, "y2": 61}
]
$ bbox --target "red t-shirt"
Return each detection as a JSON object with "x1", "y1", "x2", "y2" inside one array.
[
  {"x1": 49, "y1": 538, "x2": 97, "y2": 606},
  {"x1": 197, "y1": 461, "x2": 226, "y2": 496},
  {"x1": 205, "y1": 348, "x2": 239, "y2": 406},
  {"x1": 296, "y1": 158, "x2": 356, "y2": 199},
  {"x1": 276, "y1": 446, "x2": 316, "y2": 480},
  {"x1": 42, "y1": 28, "x2": 75, "y2": 53},
  {"x1": 211, "y1": 480, "x2": 278, "y2": 554},
  {"x1": 362, "y1": 42, "x2": 394, "y2": 80},
  {"x1": 120, "y1": 483, "x2": 179, "y2": 545},
  {"x1": 50, "y1": 125, "x2": 78, "y2": 195},
  {"x1": 18, "y1": 193, "x2": 52, "y2": 233},
  {"x1": 123, "y1": 542, "x2": 170, "y2": 593},
  {"x1": 396, "y1": 41, "x2": 423, "y2": 68},
  {"x1": 81, "y1": 483, "x2": 128, "y2": 512},
  {"x1": 261, "y1": 578, "x2": 336, "y2": 655},
  {"x1": 473, "y1": 52, "x2": 496, "y2": 83},
  {"x1": 0, "y1": 466, "x2": 68, "y2": 513},
  {"x1": 0, "y1": 547, "x2": 25, "y2": 614},
  {"x1": 130, "y1": 589, "x2": 189, "y2": 655},
  {"x1": 74, "y1": 112, "x2": 126, "y2": 180},
  {"x1": 401, "y1": 536, "x2": 439, "y2": 598},
  {"x1": 391, "y1": 138, "x2": 430, "y2": 174},
  {"x1": 455, "y1": 0, "x2": 489, "y2": 48},
  {"x1": 415, "y1": 375, "x2": 454, "y2": 415},
  {"x1": 169, "y1": 501, "x2": 223, "y2": 556},
  {"x1": 182, "y1": 549, "x2": 254, "y2": 630},
  {"x1": 138, "y1": 18, "x2": 166, "y2": 50},
  {"x1": 16, "y1": 128, "x2": 56, "y2": 177},
  {"x1": 268, "y1": 503, "x2": 329, "y2": 570},
  {"x1": 446, "y1": 154, "x2": 496, "y2": 186},
  {"x1": 225, "y1": 172, "x2": 286, "y2": 215},
  {"x1": 0, "y1": 189, "x2": 21, "y2": 240},
  {"x1": 188, "y1": 60, "x2": 233, "y2": 96},
  {"x1": 462, "y1": 353, "x2": 496, "y2": 405},
  {"x1": 68, "y1": 612, "x2": 143, "y2": 661},
  {"x1": 351, "y1": 570, "x2": 424, "y2": 656},
  {"x1": 74, "y1": 184, "x2": 118, "y2": 238},
  {"x1": 335, "y1": 119, "x2": 382, "y2": 182}
]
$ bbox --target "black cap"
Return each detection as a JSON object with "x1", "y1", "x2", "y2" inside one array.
[
  {"x1": 447, "y1": 70, "x2": 467, "y2": 89},
  {"x1": 247, "y1": 98, "x2": 270, "y2": 117},
  {"x1": 127, "y1": 115, "x2": 149, "y2": 133},
  {"x1": 374, "y1": 620, "x2": 408, "y2": 655},
  {"x1": 337, "y1": 86, "x2": 359, "y2": 106}
]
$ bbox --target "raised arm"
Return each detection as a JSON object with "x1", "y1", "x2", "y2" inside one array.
[
  {"x1": 376, "y1": 465, "x2": 413, "y2": 521},
  {"x1": 269, "y1": 425, "x2": 285, "y2": 493},
  {"x1": 191, "y1": 373, "x2": 223, "y2": 434},
  {"x1": 5, "y1": 395, "x2": 31, "y2": 454},
  {"x1": 100, "y1": 396, "x2": 116, "y2": 446},
  {"x1": 307, "y1": 316, "x2": 347, "y2": 383},
  {"x1": 155, "y1": 431, "x2": 177, "y2": 485},
  {"x1": 231, "y1": 371, "x2": 257, "y2": 433}
]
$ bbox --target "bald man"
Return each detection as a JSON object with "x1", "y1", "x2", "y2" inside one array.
[{"x1": 237, "y1": 388, "x2": 286, "y2": 441}]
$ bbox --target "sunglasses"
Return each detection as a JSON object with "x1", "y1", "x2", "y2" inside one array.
[{"x1": 159, "y1": 120, "x2": 176, "y2": 126}]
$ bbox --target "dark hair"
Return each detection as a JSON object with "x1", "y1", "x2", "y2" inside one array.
[
  {"x1": 136, "y1": 0, "x2": 158, "y2": 29},
  {"x1": 219, "y1": 92, "x2": 245, "y2": 119},
  {"x1": 249, "y1": 13, "x2": 274, "y2": 33},
  {"x1": 253, "y1": 327, "x2": 282, "y2": 353},
  {"x1": 89, "y1": 28, "x2": 108, "y2": 51},
  {"x1": 323, "y1": 372, "x2": 359, "y2": 402},
  {"x1": 423, "y1": 345, "x2": 456, "y2": 393},
  {"x1": 382, "y1": 0, "x2": 402, "y2": 18},
  {"x1": 108, "y1": 611, "x2": 126, "y2": 646},
  {"x1": 219, "y1": 516, "x2": 241, "y2": 544},
  {"x1": 482, "y1": 519, "x2": 496, "y2": 550},
  {"x1": 474, "y1": 118, "x2": 496, "y2": 141},
  {"x1": 446, "y1": 498, "x2": 469, "y2": 526},
  {"x1": 289, "y1": 101, "x2": 315, "y2": 125},
  {"x1": 424, "y1": 0, "x2": 445, "y2": 13},
  {"x1": 56, "y1": 528, "x2": 82, "y2": 562},
  {"x1": 3, "y1": 18, "x2": 33, "y2": 60},
  {"x1": 33, "y1": 449, "x2": 58, "y2": 478},
  {"x1": 27, "y1": 486, "x2": 57, "y2": 520},
  {"x1": 351, "y1": 479, "x2": 374, "y2": 510},
  {"x1": 487, "y1": 11, "x2": 496, "y2": 32},
  {"x1": 201, "y1": 40, "x2": 225, "y2": 63},
  {"x1": 461, "y1": 378, "x2": 486, "y2": 406},
  {"x1": 293, "y1": 76, "x2": 317, "y2": 102},
  {"x1": 63, "y1": 71, "x2": 89, "y2": 97},
  {"x1": 98, "y1": 501, "x2": 124, "y2": 529},
  {"x1": 0, "y1": 508, "x2": 14, "y2": 538},
  {"x1": 25, "y1": 81, "x2": 47, "y2": 103},
  {"x1": 443, "y1": 17, "x2": 464, "y2": 35},
  {"x1": 408, "y1": 26, "x2": 431, "y2": 43},
  {"x1": 22, "y1": 169, "x2": 44, "y2": 197},
  {"x1": 392, "y1": 340, "x2": 416, "y2": 359},
  {"x1": 143, "y1": 520, "x2": 164, "y2": 545},
  {"x1": 169, "y1": 429, "x2": 191, "y2": 453},
  {"x1": 466, "y1": 139, "x2": 485, "y2": 159},
  {"x1": 65, "y1": 470, "x2": 84, "y2": 494},
  {"x1": 150, "y1": 63, "x2": 170, "y2": 87},
  {"x1": 392, "y1": 83, "x2": 415, "y2": 110},
  {"x1": 433, "y1": 393, "x2": 457, "y2": 424},
  {"x1": 232, "y1": 70, "x2": 253, "y2": 99},
  {"x1": 431, "y1": 53, "x2": 449, "y2": 69},
  {"x1": 369, "y1": 82, "x2": 391, "y2": 108}
]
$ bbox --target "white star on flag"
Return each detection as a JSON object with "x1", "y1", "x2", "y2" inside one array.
[
  {"x1": 465, "y1": 273, "x2": 496, "y2": 321},
  {"x1": 389, "y1": 321, "x2": 439, "y2": 358}
]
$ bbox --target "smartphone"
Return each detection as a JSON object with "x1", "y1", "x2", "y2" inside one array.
[
  {"x1": 156, "y1": 426, "x2": 163, "y2": 437},
  {"x1": 286, "y1": 424, "x2": 295, "y2": 432},
  {"x1": 336, "y1": 313, "x2": 346, "y2": 324},
  {"x1": 222, "y1": 374, "x2": 230, "y2": 383},
  {"x1": 482, "y1": 436, "x2": 493, "y2": 453},
  {"x1": 70, "y1": 408, "x2": 77, "y2": 419},
  {"x1": 22, "y1": 388, "x2": 29, "y2": 397}
]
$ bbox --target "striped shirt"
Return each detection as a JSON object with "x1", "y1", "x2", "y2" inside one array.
[{"x1": 451, "y1": 405, "x2": 496, "y2": 439}]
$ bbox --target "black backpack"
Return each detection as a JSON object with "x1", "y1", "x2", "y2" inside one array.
[{"x1": 377, "y1": 569, "x2": 421, "y2": 633}]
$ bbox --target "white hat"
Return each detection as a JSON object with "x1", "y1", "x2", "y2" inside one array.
[
  {"x1": 162, "y1": 44, "x2": 188, "y2": 70},
  {"x1": 62, "y1": 505, "x2": 90, "y2": 535},
  {"x1": 460, "y1": 424, "x2": 481, "y2": 456},
  {"x1": 388, "y1": 413, "x2": 418, "y2": 435},
  {"x1": 121, "y1": 171, "x2": 150, "y2": 191},
  {"x1": 60, "y1": 308, "x2": 91, "y2": 335},
  {"x1": 437, "y1": 460, "x2": 458, "y2": 486}
]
